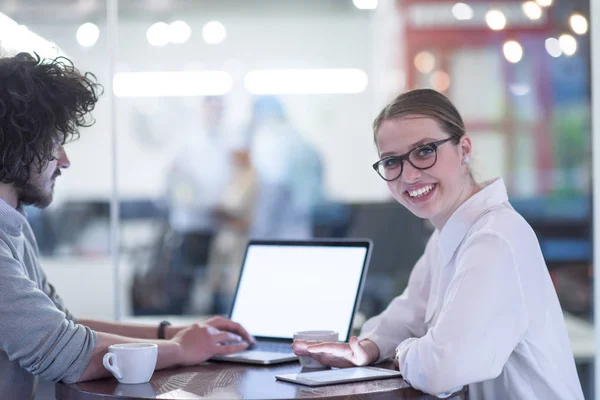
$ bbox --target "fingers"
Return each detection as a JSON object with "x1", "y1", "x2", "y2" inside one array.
[
  {"x1": 307, "y1": 342, "x2": 353, "y2": 359},
  {"x1": 214, "y1": 341, "x2": 249, "y2": 355},
  {"x1": 205, "y1": 317, "x2": 255, "y2": 344},
  {"x1": 306, "y1": 342, "x2": 354, "y2": 368},
  {"x1": 292, "y1": 340, "x2": 323, "y2": 356},
  {"x1": 212, "y1": 331, "x2": 243, "y2": 345},
  {"x1": 348, "y1": 336, "x2": 370, "y2": 366},
  {"x1": 307, "y1": 351, "x2": 355, "y2": 368}
]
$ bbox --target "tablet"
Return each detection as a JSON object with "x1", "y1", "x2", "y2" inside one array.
[{"x1": 275, "y1": 366, "x2": 402, "y2": 387}]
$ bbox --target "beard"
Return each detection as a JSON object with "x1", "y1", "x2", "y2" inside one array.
[
  {"x1": 18, "y1": 181, "x2": 53, "y2": 208},
  {"x1": 18, "y1": 169, "x2": 60, "y2": 209}
]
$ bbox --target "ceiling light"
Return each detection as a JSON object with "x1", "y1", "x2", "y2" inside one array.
[
  {"x1": 569, "y1": 14, "x2": 588, "y2": 35},
  {"x1": 544, "y1": 37, "x2": 562, "y2": 58},
  {"x1": 430, "y1": 70, "x2": 450, "y2": 92},
  {"x1": 486, "y1": 10, "x2": 506, "y2": 31},
  {"x1": 146, "y1": 22, "x2": 170, "y2": 47},
  {"x1": 558, "y1": 34, "x2": 577, "y2": 56},
  {"x1": 113, "y1": 71, "x2": 233, "y2": 97},
  {"x1": 168, "y1": 20, "x2": 191, "y2": 44},
  {"x1": 244, "y1": 69, "x2": 368, "y2": 95},
  {"x1": 202, "y1": 21, "x2": 226, "y2": 45},
  {"x1": 76, "y1": 22, "x2": 100, "y2": 47},
  {"x1": 503, "y1": 40, "x2": 523, "y2": 63},
  {"x1": 414, "y1": 51, "x2": 436, "y2": 74},
  {"x1": 521, "y1": 2, "x2": 542, "y2": 20},
  {"x1": 452, "y1": 3, "x2": 474, "y2": 20},
  {"x1": 352, "y1": 0, "x2": 378, "y2": 10}
]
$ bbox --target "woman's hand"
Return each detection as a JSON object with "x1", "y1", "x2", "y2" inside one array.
[
  {"x1": 292, "y1": 336, "x2": 379, "y2": 368},
  {"x1": 171, "y1": 324, "x2": 249, "y2": 366}
]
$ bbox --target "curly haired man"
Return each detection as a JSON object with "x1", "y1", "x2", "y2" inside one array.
[{"x1": 0, "y1": 53, "x2": 253, "y2": 399}]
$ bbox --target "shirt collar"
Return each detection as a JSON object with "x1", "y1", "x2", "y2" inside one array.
[
  {"x1": 437, "y1": 178, "x2": 509, "y2": 264},
  {"x1": 0, "y1": 198, "x2": 27, "y2": 236}
]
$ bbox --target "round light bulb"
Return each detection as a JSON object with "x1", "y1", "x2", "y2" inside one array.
[
  {"x1": 414, "y1": 51, "x2": 436, "y2": 74},
  {"x1": 352, "y1": 0, "x2": 378, "y2": 10},
  {"x1": 169, "y1": 20, "x2": 191, "y2": 44},
  {"x1": 522, "y1": 2, "x2": 542, "y2": 20},
  {"x1": 558, "y1": 34, "x2": 577, "y2": 56},
  {"x1": 503, "y1": 40, "x2": 523, "y2": 63},
  {"x1": 147, "y1": 22, "x2": 170, "y2": 47},
  {"x1": 569, "y1": 14, "x2": 588, "y2": 35},
  {"x1": 76, "y1": 22, "x2": 100, "y2": 47},
  {"x1": 544, "y1": 37, "x2": 562, "y2": 58},
  {"x1": 452, "y1": 3, "x2": 474, "y2": 20},
  {"x1": 486, "y1": 10, "x2": 506, "y2": 31},
  {"x1": 202, "y1": 21, "x2": 227, "y2": 45}
]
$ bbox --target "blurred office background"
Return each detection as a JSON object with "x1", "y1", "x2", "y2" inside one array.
[{"x1": 0, "y1": 0, "x2": 593, "y2": 398}]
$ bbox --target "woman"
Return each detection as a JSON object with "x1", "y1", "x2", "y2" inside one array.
[{"x1": 292, "y1": 89, "x2": 584, "y2": 399}]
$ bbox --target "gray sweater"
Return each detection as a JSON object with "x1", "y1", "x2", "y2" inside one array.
[{"x1": 0, "y1": 200, "x2": 97, "y2": 399}]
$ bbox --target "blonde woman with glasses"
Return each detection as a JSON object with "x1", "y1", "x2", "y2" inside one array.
[{"x1": 293, "y1": 89, "x2": 584, "y2": 399}]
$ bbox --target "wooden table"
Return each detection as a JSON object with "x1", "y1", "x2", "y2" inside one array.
[{"x1": 56, "y1": 361, "x2": 466, "y2": 399}]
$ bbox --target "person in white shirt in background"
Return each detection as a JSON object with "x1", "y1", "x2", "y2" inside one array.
[
  {"x1": 293, "y1": 89, "x2": 584, "y2": 399},
  {"x1": 248, "y1": 95, "x2": 324, "y2": 240},
  {"x1": 167, "y1": 96, "x2": 232, "y2": 258},
  {"x1": 165, "y1": 96, "x2": 233, "y2": 313}
]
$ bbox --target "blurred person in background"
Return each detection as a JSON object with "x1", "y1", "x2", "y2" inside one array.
[
  {"x1": 204, "y1": 138, "x2": 258, "y2": 314},
  {"x1": 248, "y1": 95, "x2": 325, "y2": 239},
  {"x1": 293, "y1": 89, "x2": 584, "y2": 399},
  {"x1": 0, "y1": 53, "x2": 253, "y2": 399},
  {"x1": 165, "y1": 96, "x2": 233, "y2": 313}
]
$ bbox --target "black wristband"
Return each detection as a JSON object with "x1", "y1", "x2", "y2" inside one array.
[{"x1": 158, "y1": 320, "x2": 171, "y2": 339}]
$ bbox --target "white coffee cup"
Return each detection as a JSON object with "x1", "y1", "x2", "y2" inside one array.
[
  {"x1": 293, "y1": 330, "x2": 339, "y2": 368},
  {"x1": 102, "y1": 343, "x2": 158, "y2": 384}
]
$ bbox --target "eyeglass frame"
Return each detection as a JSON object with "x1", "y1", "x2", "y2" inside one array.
[{"x1": 372, "y1": 136, "x2": 458, "y2": 182}]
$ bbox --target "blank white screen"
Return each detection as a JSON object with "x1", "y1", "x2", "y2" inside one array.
[{"x1": 230, "y1": 244, "x2": 367, "y2": 341}]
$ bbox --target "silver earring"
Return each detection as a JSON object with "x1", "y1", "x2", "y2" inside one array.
[{"x1": 464, "y1": 156, "x2": 470, "y2": 163}]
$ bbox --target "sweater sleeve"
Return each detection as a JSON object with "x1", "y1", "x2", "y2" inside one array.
[
  {"x1": 22, "y1": 219, "x2": 77, "y2": 322},
  {"x1": 0, "y1": 242, "x2": 97, "y2": 383}
]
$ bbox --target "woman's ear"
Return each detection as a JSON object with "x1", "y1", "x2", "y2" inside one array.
[{"x1": 460, "y1": 135, "x2": 473, "y2": 163}]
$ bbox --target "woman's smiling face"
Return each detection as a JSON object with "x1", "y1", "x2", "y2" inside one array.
[{"x1": 375, "y1": 115, "x2": 472, "y2": 228}]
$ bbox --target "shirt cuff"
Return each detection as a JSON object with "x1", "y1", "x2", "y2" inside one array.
[
  {"x1": 358, "y1": 331, "x2": 397, "y2": 364},
  {"x1": 395, "y1": 339, "x2": 462, "y2": 398},
  {"x1": 394, "y1": 337, "x2": 418, "y2": 367}
]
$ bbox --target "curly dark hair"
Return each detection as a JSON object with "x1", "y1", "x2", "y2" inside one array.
[{"x1": 0, "y1": 52, "x2": 102, "y2": 186}]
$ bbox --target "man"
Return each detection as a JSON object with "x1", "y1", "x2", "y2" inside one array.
[{"x1": 0, "y1": 52, "x2": 253, "y2": 399}]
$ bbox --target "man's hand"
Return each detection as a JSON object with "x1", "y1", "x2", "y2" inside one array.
[
  {"x1": 166, "y1": 316, "x2": 255, "y2": 345},
  {"x1": 171, "y1": 324, "x2": 249, "y2": 366},
  {"x1": 292, "y1": 336, "x2": 379, "y2": 368},
  {"x1": 202, "y1": 316, "x2": 255, "y2": 344}
]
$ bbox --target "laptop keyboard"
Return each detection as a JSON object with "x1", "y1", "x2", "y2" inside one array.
[{"x1": 252, "y1": 341, "x2": 293, "y2": 354}]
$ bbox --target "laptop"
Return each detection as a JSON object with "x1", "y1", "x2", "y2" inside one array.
[{"x1": 211, "y1": 239, "x2": 372, "y2": 365}]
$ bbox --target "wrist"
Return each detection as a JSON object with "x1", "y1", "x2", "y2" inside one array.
[
  {"x1": 151, "y1": 338, "x2": 184, "y2": 371},
  {"x1": 165, "y1": 325, "x2": 182, "y2": 340},
  {"x1": 157, "y1": 320, "x2": 172, "y2": 340}
]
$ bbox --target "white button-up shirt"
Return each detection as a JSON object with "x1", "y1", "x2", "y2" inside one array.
[{"x1": 359, "y1": 178, "x2": 584, "y2": 399}]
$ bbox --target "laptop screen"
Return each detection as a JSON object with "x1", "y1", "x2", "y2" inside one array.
[{"x1": 229, "y1": 241, "x2": 370, "y2": 342}]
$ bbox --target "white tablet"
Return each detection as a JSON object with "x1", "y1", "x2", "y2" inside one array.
[{"x1": 275, "y1": 366, "x2": 402, "y2": 387}]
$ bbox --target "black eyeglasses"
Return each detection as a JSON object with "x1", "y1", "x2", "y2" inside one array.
[{"x1": 372, "y1": 136, "x2": 457, "y2": 182}]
